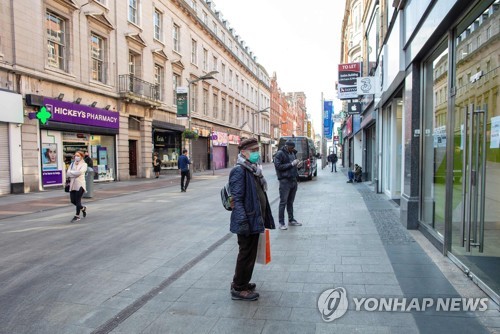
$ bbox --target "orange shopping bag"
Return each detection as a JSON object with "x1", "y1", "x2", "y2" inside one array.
[{"x1": 256, "y1": 229, "x2": 271, "y2": 265}]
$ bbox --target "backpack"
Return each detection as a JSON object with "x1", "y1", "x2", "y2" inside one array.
[{"x1": 221, "y1": 182, "x2": 233, "y2": 211}]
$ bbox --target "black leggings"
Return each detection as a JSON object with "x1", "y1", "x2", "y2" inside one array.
[{"x1": 70, "y1": 187, "x2": 85, "y2": 215}]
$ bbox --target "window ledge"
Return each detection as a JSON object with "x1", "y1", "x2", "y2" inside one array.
[
  {"x1": 89, "y1": 80, "x2": 114, "y2": 90},
  {"x1": 44, "y1": 66, "x2": 76, "y2": 79}
]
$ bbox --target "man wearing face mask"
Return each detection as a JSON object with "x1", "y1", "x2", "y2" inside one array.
[
  {"x1": 229, "y1": 138, "x2": 275, "y2": 301},
  {"x1": 274, "y1": 140, "x2": 303, "y2": 230}
]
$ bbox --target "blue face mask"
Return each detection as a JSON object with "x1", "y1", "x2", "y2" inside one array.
[{"x1": 248, "y1": 152, "x2": 260, "y2": 163}]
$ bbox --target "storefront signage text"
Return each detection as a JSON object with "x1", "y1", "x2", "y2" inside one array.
[{"x1": 43, "y1": 98, "x2": 119, "y2": 129}]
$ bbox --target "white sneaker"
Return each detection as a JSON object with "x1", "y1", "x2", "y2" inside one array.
[{"x1": 279, "y1": 224, "x2": 288, "y2": 230}]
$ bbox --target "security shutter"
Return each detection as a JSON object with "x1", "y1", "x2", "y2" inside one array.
[
  {"x1": 227, "y1": 144, "x2": 239, "y2": 167},
  {"x1": 192, "y1": 137, "x2": 208, "y2": 171},
  {"x1": 0, "y1": 123, "x2": 11, "y2": 195}
]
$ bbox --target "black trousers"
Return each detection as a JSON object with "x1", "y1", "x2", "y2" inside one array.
[
  {"x1": 278, "y1": 179, "x2": 298, "y2": 224},
  {"x1": 232, "y1": 233, "x2": 260, "y2": 291},
  {"x1": 70, "y1": 187, "x2": 85, "y2": 215},
  {"x1": 181, "y1": 170, "x2": 190, "y2": 190}
]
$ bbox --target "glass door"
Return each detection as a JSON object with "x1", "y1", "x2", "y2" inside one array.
[{"x1": 450, "y1": 0, "x2": 500, "y2": 302}]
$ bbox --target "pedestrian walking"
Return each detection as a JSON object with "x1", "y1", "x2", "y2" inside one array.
[
  {"x1": 153, "y1": 152, "x2": 161, "y2": 178},
  {"x1": 66, "y1": 151, "x2": 88, "y2": 223},
  {"x1": 229, "y1": 138, "x2": 275, "y2": 301},
  {"x1": 178, "y1": 149, "x2": 191, "y2": 192},
  {"x1": 274, "y1": 140, "x2": 303, "y2": 230},
  {"x1": 328, "y1": 152, "x2": 338, "y2": 172}
]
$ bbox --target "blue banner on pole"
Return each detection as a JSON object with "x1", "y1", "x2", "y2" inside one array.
[{"x1": 323, "y1": 101, "x2": 333, "y2": 139}]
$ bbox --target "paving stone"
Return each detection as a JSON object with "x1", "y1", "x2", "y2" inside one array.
[
  {"x1": 253, "y1": 306, "x2": 292, "y2": 320},
  {"x1": 208, "y1": 318, "x2": 266, "y2": 334},
  {"x1": 260, "y1": 320, "x2": 316, "y2": 334}
]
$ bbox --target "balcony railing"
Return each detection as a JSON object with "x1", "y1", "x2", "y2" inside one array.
[{"x1": 119, "y1": 74, "x2": 160, "y2": 102}]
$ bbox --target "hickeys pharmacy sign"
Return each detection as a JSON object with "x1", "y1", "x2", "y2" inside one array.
[{"x1": 42, "y1": 98, "x2": 119, "y2": 129}]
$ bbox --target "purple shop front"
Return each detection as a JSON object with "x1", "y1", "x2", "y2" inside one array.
[{"x1": 41, "y1": 98, "x2": 119, "y2": 186}]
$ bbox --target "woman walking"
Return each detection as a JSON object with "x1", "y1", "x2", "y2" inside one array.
[{"x1": 67, "y1": 151, "x2": 88, "y2": 222}]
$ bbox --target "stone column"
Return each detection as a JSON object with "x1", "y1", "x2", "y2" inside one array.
[{"x1": 400, "y1": 65, "x2": 420, "y2": 229}]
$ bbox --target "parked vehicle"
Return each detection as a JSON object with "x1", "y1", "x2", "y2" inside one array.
[{"x1": 277, "y1": 136, "x2": 318, "y2": 180}]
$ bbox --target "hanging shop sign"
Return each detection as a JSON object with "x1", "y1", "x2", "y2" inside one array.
[
  {"x1": 176, "y1": 87, "x2": 188, "y2": 118},
  {"x1": 338, "y1": 62, "x2": 362, "y2": 100},
  {"x1": 347, "y1": 102, "x2": 361, "y2": 115},
  {"x1": 357, "y1": 77, "x2": 376, "y2": 95},
  {"x1": 323, "y1": 100, "x2": 333, "y2": 139},
  {"x1": 228, "y1": 134, "x2": 240, "y2": 145}
]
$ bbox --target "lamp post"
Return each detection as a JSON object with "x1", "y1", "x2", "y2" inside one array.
[
  {"x1": 251, "y1": 106, "x2": 270, "y2": 137},
  {"x1": 186, "y1": 70, "x2": 218, "y2": 169}
]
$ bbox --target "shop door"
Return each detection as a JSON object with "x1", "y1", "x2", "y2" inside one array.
[
  {"x1": 0, "y1": 124, "x2": 11, "y2": 195},
  {"x1": 192, "y1": 137, "x2": 208, "y2": 171},
  {"x1": 451, "y1": 103, "x2": 500, "y2": 300},
  {"x1": 129, "y1": 140, "x2": 137, "y2": 176}
]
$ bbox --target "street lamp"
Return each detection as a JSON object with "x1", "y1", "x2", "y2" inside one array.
[
  {"x1": 251, "y1": 106, "x2": 270, "y2": 137},
  {"x1": 186, "y1": 70, "x2": 218, "y2": 170}
]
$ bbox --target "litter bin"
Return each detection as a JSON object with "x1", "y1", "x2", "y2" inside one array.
[{"x1": 83, "y1": 169, "x2": 94, "y2": 198}]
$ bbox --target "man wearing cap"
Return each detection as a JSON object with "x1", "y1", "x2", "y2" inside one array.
[
  {"x1": 273, "y1": 140, "x2": 303, "y2": 230},
  {"x1": 229, "y1": 138, "x2": 275, "y2": 301}
]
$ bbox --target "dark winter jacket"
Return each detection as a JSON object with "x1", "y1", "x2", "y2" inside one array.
[
  {"x1": 273, "y1": 146, "x2": 298, "y2": 180},
  {"x1": 229, "y1": 165, "x2": 275, "y2": 235}
]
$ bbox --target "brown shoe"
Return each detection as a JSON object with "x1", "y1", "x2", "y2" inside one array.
[{"x1": 231, "y1": 289, "x2": 259, "y2": 301}]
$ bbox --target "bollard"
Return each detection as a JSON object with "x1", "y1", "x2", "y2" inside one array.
[{"x1": 83, "y1": 169, "x2": 94, "y2": 198}]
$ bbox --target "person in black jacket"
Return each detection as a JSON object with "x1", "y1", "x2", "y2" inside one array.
[
  {"x1": 327, "y1": 152, "x2": 338, "y2": 172},
  {"x1": 274, "y1": 141, "x2": 303, "y2": 230},
  {"x1": 229, "y1": 138, "x2": 275, "y2": 301}
]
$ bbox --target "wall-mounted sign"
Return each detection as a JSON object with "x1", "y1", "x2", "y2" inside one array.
[
  {"x1": 42, "y1": 98, "x2": 119, "y2": 128},
  {"x1": 212, "y1": 131, "x2": 228, "y2": 146},
  {"x1": 323, "y1": 100, "x2": 333, "y2": 139}
]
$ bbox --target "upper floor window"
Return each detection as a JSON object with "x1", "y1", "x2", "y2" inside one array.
[
  {"x1": 212, "y1": 56, "x2": 218, "y2": 71},
  {"x1": 91, "y1": 33, "x2": 106, "y2": 83},
  {"x1": 213, "y1": 93, "x2": 218, "y2": 118},
  {"x1": 153, "y1": 9, "x2": 162, "y2": 41},
  {"x1": 221, "y1": 97, "x2": 226, "y2": 121},
  {"x1": 203, "y1": 89, "x2": 209, "y2": 115},
  {"x1": 173, "y1": 24, "x2": 180, "y2": 52},
  {"x1": 229, "y1": 69, "x2": 233, "y2": 88},
  {"x1": 191, "y1": 39, "x2": 198, "y2": 64},
  {"x1": 203, "y1": 48, "x2": 208, "y2": 71},
  {"x1": 46, "y1": 11, "x2": 66, "y2": 71},
  {"x1": 128, "y1": 0, "x2": 139, "y2": 25},
  {"x1": 202, "y1": 11, "x2": 208, "y2": 25},
  {"x1": 173, "y1": 73, "x2": 180, "y2": 105},
  {"x1": 129, "y1": 53, "x2": 136, "y2": 75},
  {"x1": 212, "y1": 20, "x2": 217, "y2": 35},
  {"x1": 189, "y1": 0, "x2": 197, "y2": 13},
  {"x1": 221, "y1": 63, "x2": 226, "y2": 83},
  {"x1": 154, "y1": 64, "x2": 163, "y2": 99}
]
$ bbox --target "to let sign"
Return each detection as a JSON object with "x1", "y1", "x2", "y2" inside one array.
[{"x1": 338, "y1": 63, "x2": 361, "y2": 100}]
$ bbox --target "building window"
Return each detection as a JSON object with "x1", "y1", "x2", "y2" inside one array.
[
  {"x1": 213, "y1": 93, "x2": 218, "y2": 118},
  {"x1": 235, "y1": 74, "x2": 239, "y2": 92},
  {"x1": 129, "y1": 53, "x2": 136, "y2": 75},
  {"x1": 229, "y1": 69, "x2": 233, "y2": 89},
  {"x1": 46, "y1": 12, "x2": 66, "y2": 71},
  {"x1": 229, "y1": 101, "x2": 233, "y2": 123},
  {"x1": 153, "y1": 9, "x2": 162, "y2": 41},
  {"x1": 486, "y1": 26, "x2": 492, "y2": 39},
  {"x1": 154, "y1": 64, "x2": 163, "y2": 100},
  {"x1": 203, "y1": 89, "x2": 208, "y2": 115},
  {"x1": 189, "y1": 0, "x2": 197, "y2": 13},
  {"x1": 191, "y1": 39, "x2": 198, "y2": 64},
  {"x1": 190, "y1": 82, "x2": 197, "y2": 113},
  {"x1": 221, "y1": 63, "x2": 226, "y2": 83},
  {"x1": 173, "y1": 24, "x2": 180, "y2": 52},
  {"x1": 202, "y1": 11, "x2": 208, "y2": 25},
  {"x1": 212, "y1": 56, "x2": 218, "y2": 71},
  {"x1": 212, "y1": 20, "x2": 217, "y2": 35},
  {"x1": 221, "y1": 97, "x2": 226, "y2": 121},
  {"x1": 128, "y1": 0, "x2": 139, "y2": 24},
  {"x1": 91, "y1": 33, "x2": 106, "y2": 83},
  {"x1": 203, "y1": 48, "x2": 208, "y2": 71},
  {"x1": 173, "y1": 73, "x2": 180, "y2": 105},
  {"x1": 221, "y1": 32, "x2": 226, "y2": 44}
]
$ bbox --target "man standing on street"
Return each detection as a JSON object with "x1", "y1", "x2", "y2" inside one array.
[
  {"x1": 328, "y1": 151, "x2": 338, "y2": 172},
  {"x1": 274, "y1": 140, "x2": 303, "y2": 230},
  {"x1": 229, "y1": 138, "x2": 275, "y2": 301},
  {"x1": 178, "y1": 149, "x2": 191, "y2": 192}
]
